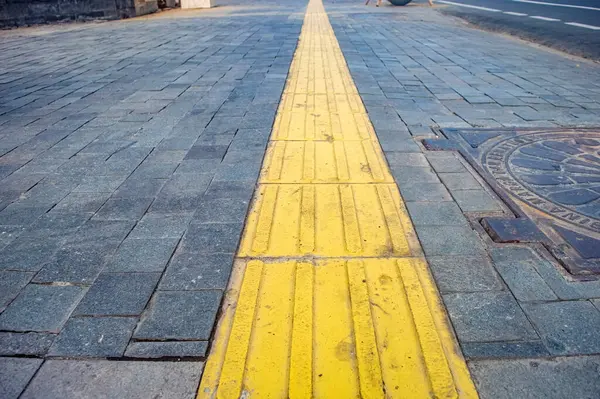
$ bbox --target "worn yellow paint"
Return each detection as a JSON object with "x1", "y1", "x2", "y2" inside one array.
[
  {"x1": 197, "y1": 0, "x2": 478, "y2": 397},
  {"x1": 238, "y1": 184, "x2": 418, "y2": 257},
  {"x1": 261, "y1": 140, "x2": 392, "y2": 183}
]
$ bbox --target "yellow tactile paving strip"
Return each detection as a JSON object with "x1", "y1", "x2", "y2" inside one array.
[{"x1": 197, "y1": 0, "x2": 478, "y2": 397}]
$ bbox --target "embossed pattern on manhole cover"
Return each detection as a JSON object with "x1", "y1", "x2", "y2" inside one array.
[{"x1": 441, "y1": 128, "x2": 600, "y2": 276}]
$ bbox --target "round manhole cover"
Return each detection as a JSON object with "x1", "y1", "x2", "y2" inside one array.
[{"x1": 483, "y1": 131, "x2": 600, "y2": 233}]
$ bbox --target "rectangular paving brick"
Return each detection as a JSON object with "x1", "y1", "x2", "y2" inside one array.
[
  {"x1": 469, "y1": 356, "x2": 600, "y2": 399},
  {"x1": 439, "y1": 172, "x2": 482, "y2": 190},
  {"x1": 94, "y1": 197, "x2": 154, "y2": 221},
  {"x1": 406, "y1": 201, "x2": 469, "y2": 226},
  {"x1": 0, "y1": 357, "x2": 43, "y2": 399},
  {"x1": 490, "y1": 248, "x2": 557, "y2": 302},
  {"x1": 0, "y1": 285, "x2": 86, "y2": 333},
  {"x1": 20, "y1": 360, "x2": 203, "y2": 399},
  {"x1": 128, "y1": 213, "x2": 193, "y2": 239},
  {"x1": 125, "y1": 341, "x2": 208, "y2": 359},
  {"x1": 398, "y1": 183, "x2": 452, "y2": 202},
  {"x1": 462, "y1": 341, "x2": 549, "y2": 359},
  {"x1": 522, "y1": 301, "x2": 600, "y2": 356},
  {"x1": 452, "y1": 189, "x2": 503, "y2": 212},
  {"x1": 134, "y1": 290, "x2": 222, "y2": 340},
  {"x1": 416, "y1": 225, "x2": 486, "y2": 256},
  {"x1": 0, "y1": 332, "x2": 56, "y2": 356},
  {"x1": 105, "y1": 238, "x2": 179, "y2": 273},
  {"x1": 428, "y1": 256, "x2": 503, "y2": 293},
  {"x1": 191, "y1": 197, "x2": 250, "y2": 224},
  {"x1": 0, "y1": 271, "x2": 33, "y2": 310},
  {"x1": 181, "y1": 223, "x2": 243, "y2": 254},
  {"x1": 48, "y1": 317, "x2": 137, "y2": 357},
  {"x1": 443, "y1": 291, "x2": 538, "y2": 343},
  {"x1": 34, "y1": 241, "x2": 119, "y2": 284},
  {"x1": 74, "y1": 273, "x2": 160, "y2": 316},
  {"x1": 160, "y1": 253, "x2": 234, "y2": 291}
]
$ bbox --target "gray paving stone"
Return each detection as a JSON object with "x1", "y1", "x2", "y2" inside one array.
[
  {"x1": 128, "y1": 213, "x2": 192, "y2": 239},
  {"x1": 74, "y1": 273, "x2": 160, "y2": 316},
  {"x1": 0, "y1": 357, "x2": 43, "y2": 399},
  {"x1": 379, "y1": 137, "x2": 421, "y2": 152},
  {"x1": 390, "y1": 166, "x2": 440, "y2": 185},
  {"x1": 399, "y1": 183, "x2": 452, "y2": 202},
  {"x1": 0, "y1": 332, "x2": 56, "y2": 356},
  {"x1": 439, "y1": 172, "x2": 482, "y2": 190},
  {"x1": 385, "y1": 152, "x2": 429, "y2": 167},
  {"x1": 443, "y1": 291, "x2": 538, "y2": 342},
  {"x1": 490, "y1": 248, "x2": 558, "y2": 302},
  {"x1": 522, "y1": 301, "x2": 600, "y2": 356},
  {"x1": 53, "y1": 192, "x2": 110, "y2": 213},
  {"x1": 20, "y1": 212, "x2": 90, "y2": 239},
  {"x1": 416, "y1": 225, "x2": 486, "y2": 256},
  {"x1": 0, "y1": 285, "x2": 86, "y2": 333},
  {"x1": 160, "y1": 253, "x2": 234, "y2": 291},
  {"x1": 181, "y1": 222, "x2": 243, "y2": 253},
  {"x1": 112, "y1": 178, "x2": 167, "y2": 199},
  {"x1": 48, "y1": 317, "x2": 137, "y2": 357},
  {"x1": 469, "y1": 356, "x2": 600, "y2": 399},
  {"x1": 21, "y1": 360, "x2": 203, "y2": 399},
  {"x1": 452, "y1": 189, "x2": 503, "y2": 212},
  {"x1": 406, "y1": 201, "x2": 468, "y2": 226},
  {"x1": 0, "y1": 271, "x2": 33, "y2": 310},
  {"x1": 68, "y1": 220, "x2": 135, "y2": 246},
  {"x1": 72, "y1": 175, "x2": 127, "y2": 193},
  {"x1": 0, "y1": 205, "x2": 48, "y2": 226},
  {"x1": 192, "y1": 197, "x2": 250, "y2": 224},
  {"x1": 105, "y1": 238, "x2": 179, "y2": 273},
  {"x1": 462, "y1": 341, "x2": 549, "y2": 359},
  {"x1": 134, "y1": 290, "x2": 221, "y2": 340},
  {"x1": 94, "y1": 197, "x2": 153, "y2": 221},
  {"x1": 34, "y1": 241, "x2": 118, "y2": 284},
  {"x1": 0, "y1": 224, "x2": 23, "y2": 248},
  {"x1": 428, "y1": 256, "x2": 503, "y2": 293},
  {"x1": 505, "y1": 247, "x2": 600, "y2": 300},
  {"x1": 125, "y1": 341, "x2": 208, "y2": 358},
  {"x1": 203, "y1": 180, "x2": 256, "y2": 201}
]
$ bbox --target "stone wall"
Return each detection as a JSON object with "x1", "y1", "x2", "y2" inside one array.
[{"x1": 0, "y1": 0, "x2": 158, "y2": 27}]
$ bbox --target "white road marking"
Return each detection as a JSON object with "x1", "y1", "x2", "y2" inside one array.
[
  {"x1": 530, "y1": 15, "x2": 561, "y2": 21},
  {"x1": 513, "y1": 0, "x2": 600, "y2": 12},
  {"x1": 565, "y1": 22, "x2": 600, "y2": 30},
  {"x1": 503, "y1": 11, "x2": 528, "y2": 16},
  {"x1": 436, "y1": 0, "x2": 501, "y2": 12}
]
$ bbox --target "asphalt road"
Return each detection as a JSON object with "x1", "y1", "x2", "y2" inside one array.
[{"x1": 436, "y1": 0, "x2": 600, "y2": 60}]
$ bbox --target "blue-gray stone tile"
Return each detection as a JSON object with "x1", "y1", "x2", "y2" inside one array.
[
  {"x1": 0, "y1": 285, "x2": 86, "y2": 333},
  {"x1": 134, "y1": 290, "x2": 221, "y2": 340},
  {"x1": 522, "y1": 301, "x2": 600, "y2": 356},
  {"x1": 443, "y1": 291, "x2": 538, "y2": 342},
  {"x1": 74, "y1": 273, "x2": 160, "y2": 316},
  {"x1": 0, "y1": 357, "x2": 43, "y2": 399},
  {"x1": 48, "y1": 317, "x2": 137, "y2": 357}
]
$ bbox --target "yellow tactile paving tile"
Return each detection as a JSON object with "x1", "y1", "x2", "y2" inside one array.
[
  {"x1": 261, "y1": 140, "x2": 393, "y2": 183},
  {"x1": 238, "y1": 184, "x2": 421, "y2": 258},
  {"x1": 272, "y1": 109, "x2": 375, "y2": 141},
  {"x1": 278, "y1": 92, "x2": 364, "y2": 114},
  {"x1": 197, "y1": 0, "x2": 478, "y2": 396},
  {"x1": 198, "y1": 259, "x2": 477, "y2": 399}
]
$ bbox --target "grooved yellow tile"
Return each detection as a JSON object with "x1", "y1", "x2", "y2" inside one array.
[
  {"x1": 272, "y1": 110, "x2": 375, "y2": 141},
  {"x1": 198, "y1": 259, "x2": 478, "y2": 399},
  {"x1": 261, "y1": 140, "x2": 393, "y2": 183},
  {"x1": 238, "y1": 184, "x2": 419, "y2": 257},
  {"x1": 197, "y1": 0, "x2": 478, "y2": 396}
]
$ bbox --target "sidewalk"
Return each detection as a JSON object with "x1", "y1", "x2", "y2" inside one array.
[{"x1": 1, "y1": 0, "x2": 600, "y2": 398}]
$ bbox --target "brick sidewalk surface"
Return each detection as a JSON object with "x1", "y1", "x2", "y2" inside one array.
[{"x1": 1, "y1": 0, "x2": 600, "y2": 397}]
